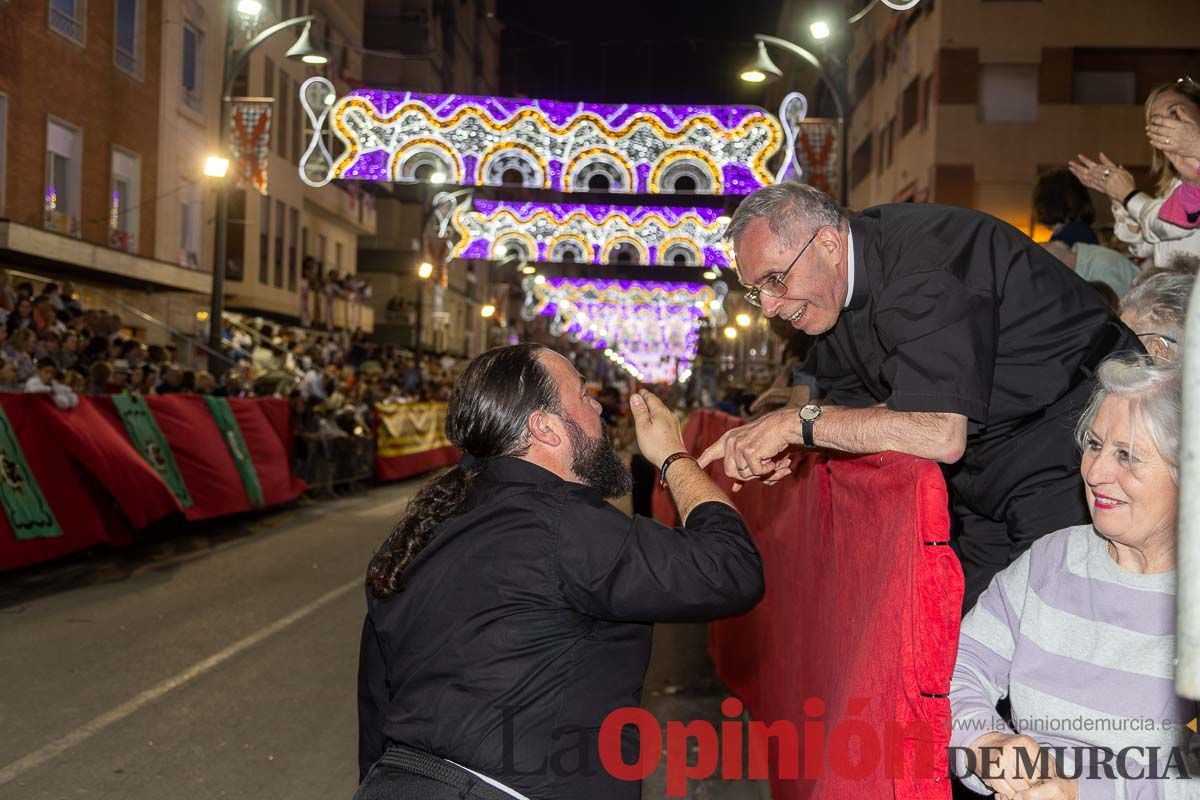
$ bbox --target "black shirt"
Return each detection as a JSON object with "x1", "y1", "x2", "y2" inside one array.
[
  {"x1": 812, "y1": 203, "x2": 1118, "y2": 435},
  {"x1": 357, "y1": 457, "x2": 763, "y2": 800}
]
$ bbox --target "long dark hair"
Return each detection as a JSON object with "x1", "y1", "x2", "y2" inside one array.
[{"x1": 366, "y1": 343, "x2": 562, "y2": 598}]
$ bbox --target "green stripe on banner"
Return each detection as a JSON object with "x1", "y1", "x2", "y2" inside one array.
[
  {"x1": 0, "y1": 406, "x2": 61, "y2": 539},
  {"x1": 203, "y1": 396, "x2": 264, "y2": 508},
  {"x1": 111, "y1": 395, "x2": 194, "y2": 508}
]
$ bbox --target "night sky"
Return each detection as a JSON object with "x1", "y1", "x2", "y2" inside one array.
[{"x1": 497, "y1": 0, "x2": 786, "y2": 105}]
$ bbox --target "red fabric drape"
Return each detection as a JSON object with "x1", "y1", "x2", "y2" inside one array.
[
  {"x1": 374, "y1": 444, "x2": 460, "y2": 482},
  {"x1": 654, "y1": 410, "x2": 963, "y2": 800},
  {"x1": 0, "y1": 395, "x2": 306, "y2": 571}
]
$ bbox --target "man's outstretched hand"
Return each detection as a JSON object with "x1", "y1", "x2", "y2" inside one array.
[
  {"x1": 628, "y1": 390, "x2": 687, "y2": 468},
  {"x1": 697, "y1": 408, "x2": 796, "y2": 492}
]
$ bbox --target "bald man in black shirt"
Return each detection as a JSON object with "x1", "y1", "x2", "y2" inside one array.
[{"x1": 700, "y1": 183, "x2": 1141, "y2": 612}]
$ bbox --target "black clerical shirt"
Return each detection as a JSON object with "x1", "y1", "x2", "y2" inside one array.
[{"x1": 357, "y1": 456, "x2": 763, "y2": 800}]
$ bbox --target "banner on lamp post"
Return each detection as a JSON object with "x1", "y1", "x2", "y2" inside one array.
[{"x1": 229, "y1": 98, "x2": 274, "y2": 196}]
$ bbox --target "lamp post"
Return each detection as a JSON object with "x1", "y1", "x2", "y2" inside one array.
[
  {"x1": 741, "y1": 34, "x2": 849, "y2": 206},
  {"x1": 207, "y1": 4, "x2": 327, "y2": 367}
]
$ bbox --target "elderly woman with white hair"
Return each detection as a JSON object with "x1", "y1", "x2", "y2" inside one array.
[
  {"x1": 950, "y1": 355, "x2": 1197, "y2": 798},
  {"x1": 1120, "y1": 271, "x2": 1195, "y2": 362}
]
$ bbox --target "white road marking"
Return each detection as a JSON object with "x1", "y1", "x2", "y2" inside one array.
[{"x1": 0, "y1": 577, "x2": 362, "y2": 786}]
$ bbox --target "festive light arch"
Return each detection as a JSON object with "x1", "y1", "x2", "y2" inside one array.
[
  {"x1": 300, "y1": 82, "x2": 795, "y2": 194},
  {"x1": 449, "y1": 200, "x2": 733, "y2": 268}
]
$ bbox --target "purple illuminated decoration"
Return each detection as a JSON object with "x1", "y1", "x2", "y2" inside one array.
[{"x1": 449, "y1": 201, "x2": 732, "y2": 267}]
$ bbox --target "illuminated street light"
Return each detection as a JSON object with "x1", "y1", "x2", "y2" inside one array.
[
  {"x1": 285, "y1": 22, "x2": 328, "y2": 64},
  {"x1": 521, "y1": 265, "x2": 536, "y2": 275},
  {"x1": 810, "y1": 20, "x2": 831, "y2": 40},
  {"x1": 417, "y1": 261, "x2": 434, "y2": 279},
  {"x1": 236, "y1": 0, "x2": 262, "y2": 16},
  {"x1": 703, "y1": 271, "x2": 718, "y2": 280},
  {"x1": 429, "y1": 171, "x2": 447, "y2": 185},
  {"x1": 203, "y1": 155, "x2": 230, "y2": 178},
  {"x1": 724, "y1": 326, "x2": 738, "y2": 340},
  {"x1": 739, "y1": 40, "x2": 783, "y2": 84},
  {"x1": 481, "y1": 304, "x2": 496, "y2": 318},
  {"x1": 736, "y1": 313, "x2": 752, "y2": 328}
]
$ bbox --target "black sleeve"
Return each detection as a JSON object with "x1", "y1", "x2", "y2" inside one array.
[
  {"x1": 554, "y1": 491, "x2": 764, "y2": 623},
  {"x1": 357, "y1": 612, "x2": 388, "y2": 781},
  {"x1": 807, "y1": 340, "x2": 879, "y2": 407},
  {"x1": 874, "y1": 269, "x2": 996, "y2": 425}
]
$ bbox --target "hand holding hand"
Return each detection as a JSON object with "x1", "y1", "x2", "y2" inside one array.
[
  {"x1": 628, "y1": 390, "x2": 686, "y2": 468},
  {"x1": 969, "y1": 733, "x2": 1055, "y2": 798}
]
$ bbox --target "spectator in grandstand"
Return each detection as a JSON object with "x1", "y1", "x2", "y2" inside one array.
[
  {"x1": 41, "y1": 283, "x2": 64, "y2": 312},
  {"x1": 195, "y1": 371, "x2": 215, "y2": 395},
  {"x1": 32, "y1": 296, "x2": 59, "y2": 333},
  {"x1": 214, "y1": 369, "x2": 246, "y2": 398},
  {"x1": 1120, "y1": 271, "x2": 1194, "y2": 363},
  {"x1": 0, "y1": 270, "x2": 16, "y2": 312},
  {"x1": 0, "y1": 358, "x2": 21, "y2": 393},
  {"x1": 1042, "y1": 240, "x2": 1139, "y2": 298},
  {"x1": 1033, "y1": 168, "x2": 1098, "y2": 246},
  {"x1": 88, "y1": 361, "x2": 112, "y2": 396},
  {"x1": 107, "y1": 360, "x2": 132, "y2": 394},
  {"x1": 708, "y1": 182, "x2": 1141, "y2": 611},
  {"x1": 3, "y1": 329, "x2": 37, "y2": 383},
  {"x1": 7, "y1": 297, "x2": 34, "y2": 333},
  {"x1": 25, "y1": 357, "x2": 79, "y2": 408},
  {"x1": 157, "y1": 364, "x2": 185, "y2": 394},
  {"x1": 358, "y1": 344, "x2": 763, "y2": 800},
  {"x1": 950, "y1": 355, "x2": 1194, "y2": 797},
  {"x1": 59, "y1": 331, "x2": 79, "y2": 372},
  {"x1": 1071, "y1": 79, "x2": 1200, "y2": 267},
  {"x1": 139, "y1": 365, "x2": 159, "y2": 396}
]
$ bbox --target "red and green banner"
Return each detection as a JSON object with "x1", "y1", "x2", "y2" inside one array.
[
  {"x1": 112, "y1": 394, "x2": 194, "y2": 508},
  {"x1": 0, "y1": 405, "x2": 60, "y2": 540},
  {"x1": 204, "y1": 396, "x2": 264, "y2": 508}
]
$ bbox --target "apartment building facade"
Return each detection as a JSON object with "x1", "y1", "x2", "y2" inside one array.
[
  {"x1": 358, "y1": 0, "x2": 502, "y2": 359},
  {"x1": 844, "y1": 0, "x2": 1199, "y2": 236}
]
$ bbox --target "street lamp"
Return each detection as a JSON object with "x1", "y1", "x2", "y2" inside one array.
[
  {"x1": 809, "y1": 20, "x2": 831, "y2": 40},
  {"x1": 203, "y1": 156, "x2": 230, "y2": 178},
  {"x1": 208, "y1": 3, "x2": 328, "y2": 365},
  {"x1": 740, "y1": 33, "x2": 848, "y2": 205}
]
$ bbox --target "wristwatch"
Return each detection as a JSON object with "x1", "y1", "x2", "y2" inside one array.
[{"x1": 798, "y1": 403, "x2": 822, "y2": 448}]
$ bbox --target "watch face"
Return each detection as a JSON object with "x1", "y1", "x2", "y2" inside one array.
[{"x1": 800, "y1": 405, "x2": 821, "y2": 422}]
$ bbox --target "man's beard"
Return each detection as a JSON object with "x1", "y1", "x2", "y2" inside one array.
[{"x1": 562, "y1": 415, "x2": 632, "y2": 499}]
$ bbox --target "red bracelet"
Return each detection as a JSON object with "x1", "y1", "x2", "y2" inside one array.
[{"x1": 658, "y1": 451, "x2": 696, "y2": 489}]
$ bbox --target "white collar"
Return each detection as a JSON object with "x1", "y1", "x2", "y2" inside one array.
[{"x1": 844, "y1": 228, "x2": 856, "y2": 310}]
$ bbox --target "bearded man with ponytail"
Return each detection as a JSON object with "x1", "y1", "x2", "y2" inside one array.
[{"x1": 356, "y1": 343, "x2": 766, "y2": 800}]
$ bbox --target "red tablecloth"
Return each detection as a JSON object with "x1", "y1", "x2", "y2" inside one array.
[{"x1": 655, "y1": 410, "x2": 963, "y2": 800}]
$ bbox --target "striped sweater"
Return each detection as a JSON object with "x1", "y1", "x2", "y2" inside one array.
[{"x1": 950, "y1": 525, "x2": 1198, "y2": 799}]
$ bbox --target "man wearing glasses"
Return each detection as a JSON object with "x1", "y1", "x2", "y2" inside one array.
[{"x1": 698, "y1": 182, "x2": 1141, "y2": 611}]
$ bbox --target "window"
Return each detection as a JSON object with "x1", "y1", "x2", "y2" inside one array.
[
  {"x1": 45, "y1": 118, "x2": 82, "y2": 238},
  {"x1": 49, "y1": 0, "x2": 85, "y2": 44},
  {"x1": 1073, "y1": 70, "x2": 1136, "y2": 105},
  {"x1": 277, "y1": 71, "x2": 289, "y2": 159},
  {"x1": 978, "y1": 64, "x2": 1038, "y2": 123},
  {"x1": 258, "y1": 194, "x2": 270, "y2": 283},
  {"x1": 317, "y1": 233, "x2": 327, "y2": 270},
  {"x1": 0, "y1": 94, "x2": 6, "y2": 215},
  {"x1": 179, "y1": 180, "x2": 201, "y2": 269},
  {"x1": 227, "y1": 190, "x2": 246, "y2": 280},
  {"x1": 901, "y1": 78, "x2": 920, "y2": 136},
  {"x1": 287, "y1": 207, "x2": 298, "y2": 291},
  {"x1": 335, "y1": 241, "x2": 343, "y2": 272},
  {"x1": 263, "y1": 57, "x2": 275, "y2": 98},
  {"x1": 114, "y1": 0, "x2": 142, "y2": 76},
  {"x1": 274, "y1": 199, "x2": 284, "y2": 287},
  {"x1": 109, "y1": 148, "x2": 140, "y2": 253},
  {"x1": 182, "y1": 22, "x2": 204, "y2": 111}
]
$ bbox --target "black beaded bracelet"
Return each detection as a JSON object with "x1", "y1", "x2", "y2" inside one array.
[
  {"x1": 658, "y1": 451, "x2": 696, "y2": 489},
  {"x1": 1122, "y1": 189, "x2": 1141, "y2": 210}
]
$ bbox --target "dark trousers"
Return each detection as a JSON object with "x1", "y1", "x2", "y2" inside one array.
[{"x1": 354, "y1": 746, "x2": 516, "y2": 800}]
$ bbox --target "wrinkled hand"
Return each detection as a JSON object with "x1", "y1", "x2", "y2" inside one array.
[
  {"x1": 1068, "y1": 153, "x2": 1135, "y2": 201},
  {"x1": 970, "y1": 733, "x2": 1055, "y2": 798},
  {"x1": 696, "y1": 408, "x2": 795, "y2": 492},
  {"x1": 749, "y1": 386, "x2": 794, "y2": 415},
  {"x1": 1014, "y1": 778, "x2": 1077, "y2": 800},
  {"x1": 628, "y1": 390, "x2": 686, "y2": 468},
  {"x1": 1148, "y1": 107, "x2": 1200, "y2": 162}
]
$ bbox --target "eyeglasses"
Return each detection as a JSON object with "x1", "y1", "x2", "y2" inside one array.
[
  {"x1": 743, "y1": 228, "x2": 821, "y2": 308},
  {"x1": 1136, "y1": 331, "x2": 1178, "y2": 345}
]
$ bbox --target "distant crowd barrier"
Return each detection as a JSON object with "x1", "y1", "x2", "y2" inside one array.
[
  {"x1": 654, "y1": 409, "x2": 963, "y2": 800},
  {"x1": 373, "y1": 401, "x2": 459, "y2": 482},
  {"x1": 0, "y1": 394, "x2": 306, "y2": 571}
]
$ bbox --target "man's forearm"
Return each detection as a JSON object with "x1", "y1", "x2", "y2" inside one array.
[
  {"x1": 666, "y1": 459, "x2": 736, "y2": 521},
  {"x1": 786, "y1": 404, "x2": 967, "y2": 464}
]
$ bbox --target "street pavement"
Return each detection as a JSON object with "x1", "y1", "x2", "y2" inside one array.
[{"x1": 0, "y1": 480, "x2": 767, "y2": 800}]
